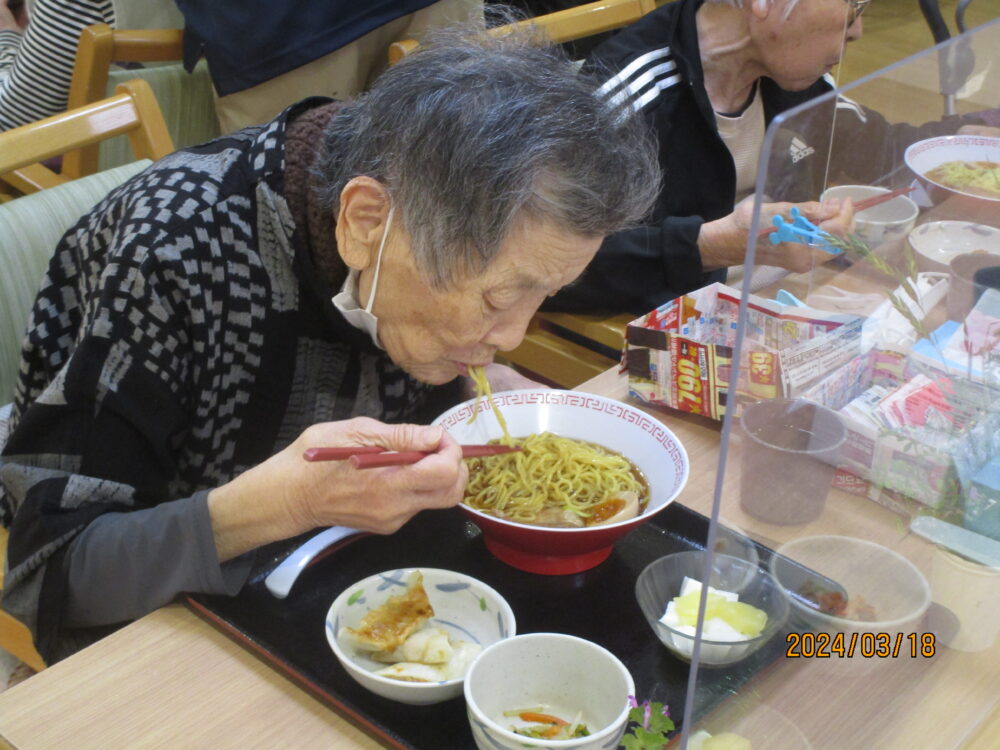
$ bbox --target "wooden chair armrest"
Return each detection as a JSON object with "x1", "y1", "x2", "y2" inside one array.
[{"x1": 0, "y1": 164, "x2": 68, "y2": 194}]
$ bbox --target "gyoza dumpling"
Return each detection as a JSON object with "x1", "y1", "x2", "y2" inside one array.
[
  {"x1": 371, "y1": 626, "x2": 455, "y2": 664},
  {"x1": 375, "y1": 661, "x2": 446, "y2": 683},
  {"x1": 342, "y1": 572, "x2": 434, "y2": 653},
  {"x1": 440, "y1": 640, "x2": 482, "y2": 680}
]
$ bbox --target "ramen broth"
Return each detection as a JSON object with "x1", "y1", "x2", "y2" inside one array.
[{"x1": 925, "y1": 159, "x2": 1000, "y2": 199}]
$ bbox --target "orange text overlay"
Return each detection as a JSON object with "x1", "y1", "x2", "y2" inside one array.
[{"x1": 785, "y1": 632, "x2": 936, "y2": 658}]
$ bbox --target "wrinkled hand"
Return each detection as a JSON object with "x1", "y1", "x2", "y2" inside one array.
[
  {"x1": 756, "y1": 198, "x2": 854, "y2": 271},
  {"x1": 208, "y1": 417, "x2": 467, "y2": 560},
  {"x1": 0, "y1": 0, "x2": 28, "y2": 33},
  {"x1": 699, "y1": 197, "x2": 853, "y2": 273}
]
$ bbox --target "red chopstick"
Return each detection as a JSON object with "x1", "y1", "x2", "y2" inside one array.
[
  {"x1": 302, "y1": 444, "x2": 522, "y2": 468},
  {"x1": 302, "y1": 446, "x2": 387, "y2": 461},
  {"x1": 852, "y1": 186, "x2": 916, "y2": 211},
  {"x1": 757, "y1": 186, "x2": 917, "y2": 239}
]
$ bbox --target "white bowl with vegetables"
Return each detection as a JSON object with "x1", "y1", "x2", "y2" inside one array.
[
  {"x1": 326, "y1": 568, "x2": 515, "y2": 705},
  {"x1": 464, "y1": 632, "x2": 634, "y2": 750}
]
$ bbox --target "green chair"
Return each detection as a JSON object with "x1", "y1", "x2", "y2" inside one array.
[
  {"x1": 0, "y1": 159, "x2": 150, "y2": 674},
  {"x1": 0, "y1": 160, "x2": 152, "y2": 404}
]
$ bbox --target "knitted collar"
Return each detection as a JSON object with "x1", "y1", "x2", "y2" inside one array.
[{"x1": 283, "y1": 100, "x2": 347, "y2": 291}]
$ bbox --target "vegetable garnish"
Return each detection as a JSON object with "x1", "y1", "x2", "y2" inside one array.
[
  {"x1": 620, "y1": 697, "x2": 675, "y2": 750},
  {"x1": 505, "y1": 707, "x2": 589, "y2": 740}
]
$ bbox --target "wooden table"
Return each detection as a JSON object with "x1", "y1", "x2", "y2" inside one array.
[{"x1": 0, "y1": 368, "x2": 997, "y2": 750}]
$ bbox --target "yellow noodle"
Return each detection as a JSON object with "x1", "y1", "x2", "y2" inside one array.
[
  {"x1": 463, "y1": 367, "x2": 646, "y2": 525},
  {"x1": 463, "y1": 432, "x2": 647, "y2": 526},
  {"x1": 466, "y1": 365, "x2": 511, "y2": 442},
  {"x1": 926, "y1": 160, "x2": 1000, "y2": 199}
]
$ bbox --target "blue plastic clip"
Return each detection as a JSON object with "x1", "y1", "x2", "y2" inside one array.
[
  {"x1": 775, "y1": 289, "x2": 806, "y2": 307},
  {"x1": 768, "y1": 207, "x2": 841, "y2": 255}
]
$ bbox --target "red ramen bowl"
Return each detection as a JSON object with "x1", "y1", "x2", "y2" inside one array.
[{"x1": 432, "y1": 390, "x2": 689, "y2": 575}]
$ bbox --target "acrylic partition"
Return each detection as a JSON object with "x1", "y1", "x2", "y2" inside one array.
[{"x1": 683, "y1": 18, "x2": 1000, "y2": 750}]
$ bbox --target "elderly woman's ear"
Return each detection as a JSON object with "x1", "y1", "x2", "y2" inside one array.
[{"x1": 335, "y1": 176, "x2": 393, "y2": 271}]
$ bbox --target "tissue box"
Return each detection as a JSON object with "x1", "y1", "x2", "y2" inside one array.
[{"x1": 625, "y1": 283, "x2": 863, "y2": 420}]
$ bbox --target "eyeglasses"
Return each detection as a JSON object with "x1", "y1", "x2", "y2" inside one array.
[{"x1": 846, "y1": 0, "x2": 871, "y2": 25}]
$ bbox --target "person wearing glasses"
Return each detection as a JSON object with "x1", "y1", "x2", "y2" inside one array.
[{"x1": 545, "y1": 0, "x2": 990, "y2": 314}]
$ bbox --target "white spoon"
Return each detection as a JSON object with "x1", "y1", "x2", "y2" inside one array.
[{"x1": 264, "y1": 526, "x2": 365, "y2": 598}]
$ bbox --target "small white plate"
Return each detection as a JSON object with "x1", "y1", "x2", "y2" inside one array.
[{"x1": 908, "y1": 221, "x2": 1000, "y2": 272}]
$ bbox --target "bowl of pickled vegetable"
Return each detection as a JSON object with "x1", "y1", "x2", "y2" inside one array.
[
  {"x1": 636, "y1": 551, "x2": 789, "y2": 666},
  {"x1": 464, "y1": 633, "x2": 634, "y2": 750}
]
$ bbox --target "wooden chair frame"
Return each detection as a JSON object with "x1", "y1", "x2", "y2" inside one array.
[
  {"x1": 0, "y1": 529, "x2": 46, "y2": 672},
  {"x1": 63, "y1": 24, "x2": 185, "y2": 180},
  {"x1": 0, "y1": 78, "x2": 174, "y2": 194},
  {"x1": 389, "y1": 0, "x2": 657, "y2": 63}
]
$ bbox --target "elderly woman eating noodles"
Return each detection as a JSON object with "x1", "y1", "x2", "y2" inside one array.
[{"x1": 0, "y1": 23, "x2": 659, "y2": 663}]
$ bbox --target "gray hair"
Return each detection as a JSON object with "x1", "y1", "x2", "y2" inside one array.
[{"x1": 314, "y1": 19, "x2": 660, "y2": 287}]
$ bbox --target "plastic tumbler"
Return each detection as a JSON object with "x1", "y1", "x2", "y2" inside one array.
[{"x1": 739, "y1": 398, "x2": 846, "y2": 525}]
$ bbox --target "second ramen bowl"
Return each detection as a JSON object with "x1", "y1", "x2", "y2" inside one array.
[
  {"x1": 904, "y1": 135, "x2": 1000, "y2": 204},
  {"x1": 433, "y1": 389, "x2": 689, "y2": 575}
]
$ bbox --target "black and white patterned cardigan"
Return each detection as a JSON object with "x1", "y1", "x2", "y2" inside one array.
[{"x1": 0, "y1": 101, "x2": 453, "y2": 659}]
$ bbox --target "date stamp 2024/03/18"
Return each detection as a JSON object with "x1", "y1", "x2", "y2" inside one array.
[{"x1": 785, "y1": 631, "x2": 936, "y2": 658}]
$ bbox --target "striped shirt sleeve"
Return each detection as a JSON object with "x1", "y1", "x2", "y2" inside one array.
[{"x1": 0, "y1": 0, "x2": 113, "y2": 131}]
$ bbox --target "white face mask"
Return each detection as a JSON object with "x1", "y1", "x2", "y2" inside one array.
[{"x1": 331, "y1": 205, "x2": 394, "y2": 349}]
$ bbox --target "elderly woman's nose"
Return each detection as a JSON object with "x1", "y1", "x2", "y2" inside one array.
[
  {"x1": 485, "y1": 308, "x2": 536, "y2": 352},
  {"x1": 846, "y1": 15, "x2": 863, "y2": 41}
]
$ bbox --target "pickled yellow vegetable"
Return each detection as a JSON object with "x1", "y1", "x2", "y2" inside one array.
[
  {"x1": 673, "y1": 590, "x2": 726, "y2": 626},
  {"x1": 670, "y1": 590, "x2": 766, "y2": 636},
  {"x1": 715, "y1": 601, "x2": 767, "y2": 637}
]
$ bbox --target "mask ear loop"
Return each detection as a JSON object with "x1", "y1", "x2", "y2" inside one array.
[{"x1": 364, "y1": 204, "x2": 394, "y2": 315}]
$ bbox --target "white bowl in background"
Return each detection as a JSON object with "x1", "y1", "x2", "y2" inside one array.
[
  {"x1": 907, "y1": 220, "x2": 1000, "y2": 273},
  {"x1": 821, "y1": 184, "x2": 919, "y2": 248},
  {"x1": 464, "y1": 633, "x2": 634, "y2": 750},
  {"x1": 326, "y1": 568, "x2": 516, "y2": 705},
  {"x1": 769, "y1": 535, "x2": 931, "y2": 644}
]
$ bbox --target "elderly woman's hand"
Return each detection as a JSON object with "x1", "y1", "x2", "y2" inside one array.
[
  {"x1": 207, "y1": 417, "x2": 467, "y2": 561},
  {"x1": 699, "y1": 197, "x2": 853, "y2": 273},
  {"x1": 755, "y1": 198, "x2": 854, "y2": 272}
]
